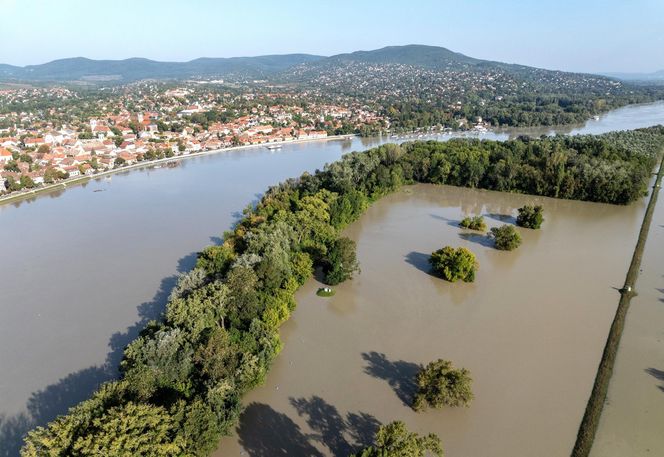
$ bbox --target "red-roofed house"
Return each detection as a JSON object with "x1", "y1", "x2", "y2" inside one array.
[{"x1": 0, "y1": 147, "x2": 13, "y2": 164}]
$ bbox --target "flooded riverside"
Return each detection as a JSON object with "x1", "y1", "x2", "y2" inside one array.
[
  {"x1": 214, "y1": 184, "x2": 647, "y2": 457},
  {"x1": 591, "y1": 181, "x2": 664, "y2": 456},
  {"x1": 1, "y1": 101, "x2": 664, "y2": 455}
]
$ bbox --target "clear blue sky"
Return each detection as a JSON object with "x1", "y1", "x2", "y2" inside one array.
[{"x1": 2, "y1": 0, "x2": 663, "y2": 73}]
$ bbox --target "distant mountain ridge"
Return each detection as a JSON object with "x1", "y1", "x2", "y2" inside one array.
[
  {"x1": 0, "y1": 45, "x2": 618, "y2": 83},
  {"x1": 0, "y1": 54, "x2": 325, "y2": 82}
]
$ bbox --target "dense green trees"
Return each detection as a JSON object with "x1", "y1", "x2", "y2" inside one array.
[
  {"x1": 429, "y1": 247, "x2": 478, "y2": 283},
  {"x1": 413, "y1": 359, "x2": 473, "y2": 411},
  {"x1": 459, "y1": 215, "x2": 486, "y2": 231},
  {"x1": 516, "y1": 205, "x2": 544, "y2": 229},
  {"x1": 22, "y1": 127, "x2": 664, "y2": 456},
  {"x1": 351, "y1": 421, "x2": 443, "y2": 457},
  {"x1": 323, "y1": 236, "x2": 360, "y2": 285},
  {"x1": 490, "y1": 225, "x2": 522, "y2": 251}
]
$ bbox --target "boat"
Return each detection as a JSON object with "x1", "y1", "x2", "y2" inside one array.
[{"x1": 266, "y1": 145, "x2": 282, "y2": 150}]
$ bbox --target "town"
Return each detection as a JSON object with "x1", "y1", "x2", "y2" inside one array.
[{"x1": 0, "y1": 82, "x2": 389, "y2": 195}]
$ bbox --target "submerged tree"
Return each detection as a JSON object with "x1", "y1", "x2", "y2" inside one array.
[
  {"x1": 429, "y1": 246, "x2": 477, "y2": 282},
  {"x1": 516, "y1": 205, "x2": 544, "y2": 229},
  {"x1": 489, "y1": 225, "x2": 522, "y2": 251},
  {"x1": 323, "y1": 236, "x2": 360, "y2": 285},
  {"x1": 459, "y1": 215, "x2": 486, "y2": 231},
  {"x1": 351, "y1": 420, "x2": 443, "y2": 457},
  {"x1": 413, "y1": 359, "x2": 473, "y2": 411}
]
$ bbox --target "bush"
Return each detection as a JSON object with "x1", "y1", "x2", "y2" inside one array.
[
  {"x1": 490, "y1": 225, "x2": 522, "y2": 251},
  {"x1": 516, "y1": 205, "x2": 544, "y2": 229},
  {"x1": 429, "y1": 246, "x2": 478, "y2": 282},
  {"x1": 351, "y1": 420, "x2": 443, "y2": 457},
  {"x1": 413, "y1": 359, "x2": 473, "y2": 411},
  {"x1": 459, "y1": 215, "x2": 486, "y2": 231}
]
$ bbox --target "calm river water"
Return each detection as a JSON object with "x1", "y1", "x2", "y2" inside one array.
[{"x1": 1, "y1": 101, "x2": 664, "y2": 455}]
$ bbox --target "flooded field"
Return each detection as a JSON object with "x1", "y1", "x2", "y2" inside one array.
[
  {"x1": 591, "y1": 186, "x2": 664, "y2": 456},
  {"x1": 215, "y1": 184, "x2": 647, "y2": 457}
]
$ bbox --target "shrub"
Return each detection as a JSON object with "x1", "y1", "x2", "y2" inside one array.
[
  {"x1": 459, "y1": 215, "x2": 486, "y2": 231},
  {"x1": 413, "y1": 359, "x2": 473, "y2": 411},
  {"x1": 351, "y1": 420, "x2": 443, "y2": 457},
  {"x1": 516, "y1": 205, "x2": 544, "y2": 229},
  {"x1": 489, "y1": 225, "x2": 522, "y2": 251},
  {"x1": 429, "y1": 246, "x2": 478, "y2": 282}
]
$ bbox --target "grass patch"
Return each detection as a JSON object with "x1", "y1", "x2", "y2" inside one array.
[{"x1": 316, "y1": 287, "x2": 336, "y2": 297}]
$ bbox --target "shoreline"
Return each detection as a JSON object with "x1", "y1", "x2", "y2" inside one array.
[
  {"x1": 0, "y1": 134, "x2": 357, "y2": 207},
  {"x1": 3, "y1": 98, "x2": 664, "y2": 209}
]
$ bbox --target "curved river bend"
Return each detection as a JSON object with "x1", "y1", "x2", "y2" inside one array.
[{"x1": 1, "y1": 101, "x2": 663, "y2": 455}]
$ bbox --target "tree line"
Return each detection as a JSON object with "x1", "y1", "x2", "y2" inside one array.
[{"x1": 22, "y1": 127, "x2": 664, "y2": 455}]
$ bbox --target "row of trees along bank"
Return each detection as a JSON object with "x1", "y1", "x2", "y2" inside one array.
[{"x1": 22, "y1": 126, "x2": 664, "y2": 456}]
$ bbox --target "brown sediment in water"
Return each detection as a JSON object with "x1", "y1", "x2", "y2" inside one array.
[{"x1": 214, "y1": 183, "x2": 646, "y2": 457}]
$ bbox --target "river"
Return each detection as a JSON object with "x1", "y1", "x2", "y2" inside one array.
[{"x1": 1, "y1": 101, "x2": 663, "y2": 455}]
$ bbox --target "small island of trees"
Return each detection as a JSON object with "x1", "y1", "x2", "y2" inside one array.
[
  {"x1": 459, "y1": 215, "x2": 486, "y2": 231},
  {"x1": 414, "y1": 359, "x2": 474, "y2": 411},
  {"x1": 489, "y1": 225, "x2": 522, "y2": 251},
  {"x1": 429, "y1": 246, "x2": 478, "y2": 282},
  {"x1": 516, "y1": 205, "x2": 544, "y2": 229}
]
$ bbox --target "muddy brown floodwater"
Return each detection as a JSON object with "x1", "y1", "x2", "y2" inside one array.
[
  {"x1": 591, "y1": 181, "x2": 664, "y2": 456},
  {"x1": 214, "y1": 183, "x2": 647, "y2": 457}
]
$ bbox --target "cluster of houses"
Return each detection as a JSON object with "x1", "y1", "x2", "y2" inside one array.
[
  {"x1": 0, "y1": 108, "x2": 331, "y2": 194},
  {"x1": 0, "y1": 81, "x2": 396, "y2": 195}
]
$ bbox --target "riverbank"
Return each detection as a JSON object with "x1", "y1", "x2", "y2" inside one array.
[{"x1": 0, "y1": 134, "x2": 357, "y2": 207}]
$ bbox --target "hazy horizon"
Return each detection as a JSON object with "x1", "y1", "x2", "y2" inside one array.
[{"x1": 2, "y1": 0, "x2": 663, "y2": 73}]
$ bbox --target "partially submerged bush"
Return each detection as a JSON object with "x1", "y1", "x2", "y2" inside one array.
[
  {"x1": 351, "y1": 420, "x2": 443, "y2": 457},
  {"x1": 459, "y1": 215, "x2": 486, "y2": 231},
  {"x1": 516, "y1": 205, "x2": 544, "y2": 229},
  {"x1": 490, "y1": 225, "x2": 522, "y2": 251},
  {"x1": 413, "y1": 359, "x2": 473, "y2": 411},
  {"x1": 429, "y1": 246, "x2": 478, "y2": 282}
]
